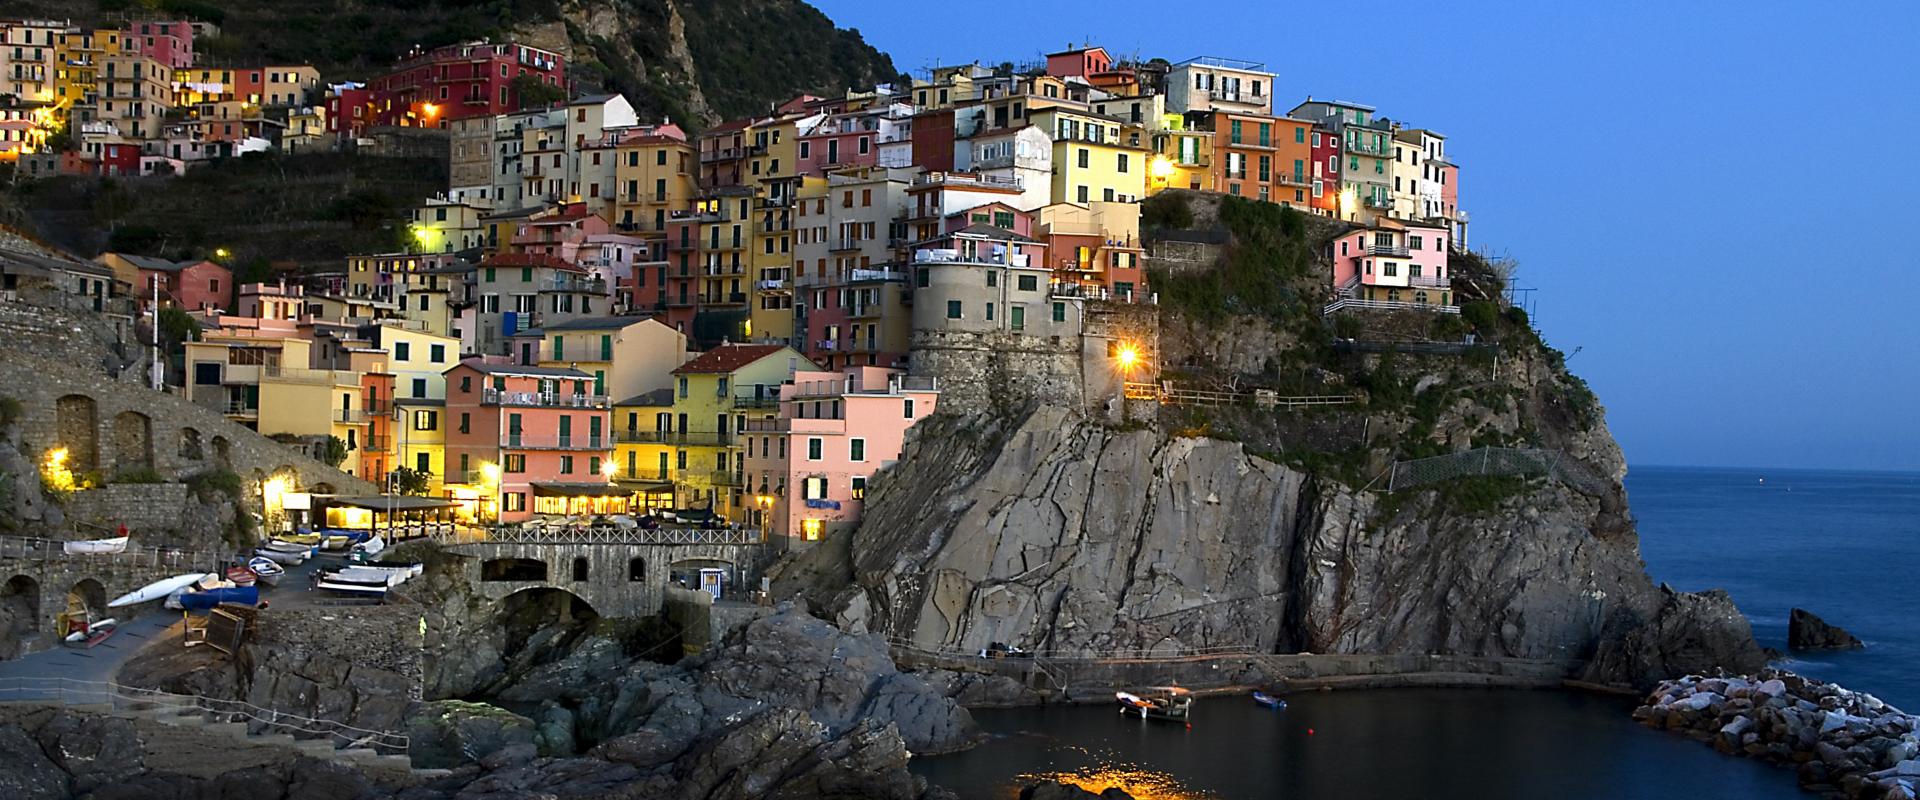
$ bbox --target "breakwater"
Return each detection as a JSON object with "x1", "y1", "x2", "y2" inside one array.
[{"x1": 1634, "y1": 672, "x2": 1920, "y2": 799}]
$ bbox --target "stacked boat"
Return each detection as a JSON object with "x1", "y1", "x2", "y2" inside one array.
[
  {"x1": 315, "y1": 561, "x2": 422, "y2": 598},
  {"x1": 254, "y1": 538, "x2": 314, "y2": 565}
]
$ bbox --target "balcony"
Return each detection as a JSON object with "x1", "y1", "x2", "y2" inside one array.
[
  {"x1": 913, "y1": 248, "x2": 1030, "y2": 268},
  {"x1": 756, "y1": 278, "x2": 791, "y2": 291},
  {"x1": 698, "y1": 292, "x2": 748, "y2": 306},
  {"x1": 848, "y1": 267, "x2": 906, "y2": 283},
  {"x1": 501, "y1": 434, "x2": 609, "y2": 450},
  {"x1": 1407, "y1": 274, "x2": 1449, "y2": 288},
  {"x1": 1277, "y1": 172, "x2": 1311, "y2": 187},
  {"x1": 616, "y1": 468, "x2": 676, "y2": 483},
  {"x1": 482, "y1": 389, "x2": 609, "y2": 409},
  {"x1": 1347, "y1": 139, "x2": 1392, "y2": 158},
  {"x1": 1363, "y1": 194, "x2": 1394, "y2": 210},
  {"x1": 539, "y1": 277, "x2": 607, "y2": 294},
  {"x1": 700, "y1": 147, "x2": 745, "y2": 163},
  {"x1": 732, "y1": 392, "x2": 780, "y2": 409},
  {"x1": 828, "y1": 238, "x2": 864, "y2": 252},
  {"x1": 1366, "y1": 244, "x2": 1411, "y2": 257},
  {"x1": 912, "y1": 172, "x2": 1023, "y2": 191},
  {"x1": 616, "y1": 430, "x2": 731, "y2": 446},
  {"x1": 710, "y1": 471, "x2": 743, "y2": 487},
  {"x1": 703, "y1": 262, "x2": 747, "y2": 276}
]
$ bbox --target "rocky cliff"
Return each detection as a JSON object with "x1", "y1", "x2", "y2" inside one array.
[{"x1": 776, "y1": 196, "x2": 1767, "y2": 689}]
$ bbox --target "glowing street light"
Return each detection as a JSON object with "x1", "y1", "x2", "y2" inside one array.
[
  {"x1": 1150, "y1": 156, "x2": 1175, "y2": 179},
  {"x1": 478, "y1": 461, "x2": 501, "y2": 483},
  {"x1": 213, "y1": 247, "x2": 231, "y2": 259},
  {"x1": 601, "y1": 460, "x2": 619, "y2": 479},
  {"x1": 1115, "y1": 343, "x2": 1141, "y2": 372}
]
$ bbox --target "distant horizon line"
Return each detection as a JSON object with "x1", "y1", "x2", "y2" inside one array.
[{"x1": 1630, "y1": 462, "x2": 1920, "y2": 476}]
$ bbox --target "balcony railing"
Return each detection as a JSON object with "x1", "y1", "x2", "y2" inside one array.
[
  {"x1": 1407, "y1": 274, "x2": 1449, "y2": 288},
  {"x1": 1363, "y1": 195, "x2": 1394, "y2": 209},
  {"x1": 913, "y1": 248, "x2": 1030, "y2": 268},
  {"x1": 501, "y1": 434, "x2": 609, "y2": 450},
  {"x1": 848, "y1": 268, "x2": 905, "y2": 282},
  {"x1": 732, "y1": 393, "x2": 780, "y2": 409},
  {"x1": 756, "y1": 278, "x2": 791, "y2": 290},
  {"x1": 615, "y1": 430, "x2": 731, "y2": 446},
  {"x1": 829, "y1": 238, "x2": 864, "y2": 252},
  {"x1": 482, "y1": 389, "x2": 609, "y2": 408},
  {"x1": 1277, "y1": 172, "x2": 1311, "y2": 187},
  {"x1": 540, "y1": 277, "x2": 607, "y2": 294},
  {"x1": 1366, "y1": 244, "x2": 1411, "y2": 257},
  {"x1": 710, "y1": 471, "x2": 743, "y2": 487},
  {"x1": 616, "y1": 468, "x2": 676, "y2": 483}
]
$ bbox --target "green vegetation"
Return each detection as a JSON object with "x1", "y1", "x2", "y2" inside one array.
[
  {"x1": 1148, "y1": 196, "x2": 1317, "y2": 322},
  {"x1": 185, "y1": 468, "x2": 244, "y2": 500},
  {"x1": 110, "y1": 467, "x2": 166, "y2": 484},
  {"x1": 12, "y1": 152, "x2": 443, "y2": 268},
  {"x1": 389, "y1": 467, "x2": 432, "y2": 496},
  {"x1": 321, "y1": 435, "x2": 350, "y2": 468},
  {"x1": 512, "y1": 74, "x2": 567, "y2": 107},
  {"x1": 1140, "y1": 191, "x2": 1194, "y2": 231}
]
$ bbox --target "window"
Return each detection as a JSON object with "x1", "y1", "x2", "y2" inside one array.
[
  {"x1": 411, "y1": 378, "x2": 427, "y2": 397},
  {"x1": 504, "y1": 493, "x2": 525, "y2": 512},
  {"x1": 1010, "y1": 306, "x2": 1025, "y2": 331},
  {"x1": 1077, "y1": 186, "x2": 1089, "y2": 203},
  {"x1": 430, "y1": 344, "x2": 446, "y2": 363},
  {"x1": 505, "y1": 454, "x2": 525, "y2": 473},
  {"x1": 986, "y1": 302, "x2": 995, "y2": 321},
  {"x1": 561, "y1": 455, "x2": 575, "y2": 474},
  {"x1": 807, "y1": 437, "x2": 822, "y2": 460},
  {"x1": 1077, "y1": 148, "x2": 1089, "y2": 169},
  {"x1": 851, "y1": 476, "x2": 867, "y2": 500},
  {"x1": 1052, "y1": 302, "x2": 1066, "y2": 322},
  {"x1": 589, "y1": 456, "x2": 601, "y2": 476},
  {"x1": 946, "y1": 300, "x2": 962, "y2": 319},
  {"x1": 1295, "y1": 126, "x2": 1305, "y2": 143},
  {"x1": 803, "y1": 476, "x2": 828, "y2": 500},
  {"x1": 850, "y1": 438, "x2": 866, "y2": 461},
  {"x1": 1017, "y1": 274, "x2": 1037, "y2": 292},
  {"x1": 904, "y1": 398, "x2": 914, "y2": 418},
  {"x1": 1117, "y1": 153, "x2": 1129, "y2": 173},
  {"x1": 986, "y1": 270, "x2": 998, "y2": 288},
  {"x1": 394, "y1": 341, "x2": 410, "y2": 361}
]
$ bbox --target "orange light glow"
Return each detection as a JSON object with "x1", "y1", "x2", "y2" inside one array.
[{"x1": 1020, "y1": 767, "x2": 1210, "y2": 800}]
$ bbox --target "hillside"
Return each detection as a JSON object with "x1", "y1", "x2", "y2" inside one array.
[{"x1": 28, "y1": 0, "x2": 899, "y2": 125}]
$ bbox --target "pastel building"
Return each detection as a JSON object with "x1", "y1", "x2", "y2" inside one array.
[
  {"x1": 667, "y1": 343, "x2": 811, "y2": 517},
  {"x1": 740, "y1": 366, "x2": 938, "y2": 545},
  {"x1": 1165, "y1": 56, "x2": 1275, "y2": 118},
  {"x1": 1329, "y1": 219, "x2": 1453, "y2": 308},
  {"x1": 95, "y1": 253, "x2": 231, "y2": 312},
  {"x1": 442, "y1": 361, "x2": 616, "y2": 523}
]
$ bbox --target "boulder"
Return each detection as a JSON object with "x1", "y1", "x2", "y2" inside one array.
[
  {"x1": 29, "y1": 710, "x2": 144, "y2": 793},
  {"x1": 0, "y1": 725, "x2": 70, "y2": 800},
  {"x1": 407, "y1": 700, "x2": 541, "y2": 769},
  {"x1": 1788, "y1": 608, "x2": 1864, "y2": 650}
]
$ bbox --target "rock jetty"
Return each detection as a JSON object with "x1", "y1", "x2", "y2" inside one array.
[
  {"x1": 1791, "y1": 608, "x2": 1866, "y2": 650},
  {"x1": 1634, "y1": 672, "x2": 1919, "y2": 799}
]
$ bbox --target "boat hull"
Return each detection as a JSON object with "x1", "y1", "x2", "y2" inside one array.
[{"x1": 108, "y1": 573, "x2": 217, "y2": 607}]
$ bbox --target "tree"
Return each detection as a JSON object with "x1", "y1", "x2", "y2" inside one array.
[
  {"x1": 321, "y1": 436, "x2": 349, "y2": 468},
  {"x1": 388, "y1": 467, "x2": 431, "y2": 496},
  {"x1": 511, "y1": 74, "x2": 567, "y2": 108},
  {"x1": 158, "y1": 306, "x2": 201, "y2": 347}
]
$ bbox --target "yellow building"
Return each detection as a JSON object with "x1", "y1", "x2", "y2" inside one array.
[
  {"x1": 667, "y1": 343, "x2": 806, "y2": 518},
  {"x1": 410, "y1": 198, "x2": 487, "y2": 254},
  {"x1": 911, "y1": 64, "x2": 980, "y2": 110},
  {"x1": 367, "y1": 322, "x2": 458, "y2": 402},
  {"x1": 181, "y1": 333, "x2": 373, "y2": 472},
  {"x1": 611, "y1": 126, "x2": 698, "y2": 234},
  {"x1": 612, "y1": 387, "x2": 677, "y2": 511},
  {"x1": 528, "y1": 316, "x2": 690, "y2": 400},
  {"x1": 747, "y1": 116, "x2": 807, "y2": 345},
  {"x1": 95, "y1": 52, "x2": 171, "y2": 140},
  {"x1": 395, "y1": 394, "x2": 447, "y2": 491},
  {"x1": 1031, "y1": 107, "x2": 1149, "y2": 206},
  {"x1": 53, "y1": 28, "x2": 134, "y2": 119},
  {"x1": 1149, "y1": 114, "x2": 1216, "y2": 194}
]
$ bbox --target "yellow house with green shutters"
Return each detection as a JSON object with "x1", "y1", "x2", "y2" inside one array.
[
  {"x1": 514, "y1": 316, "x2": 691, "y2": 401},
  {"x1": 668, "y1": 343, "x2": 811, "y2": 519},
  {"x1": 394, "y1": 395, "x2": 447, "y2": 491},
  {"x1": 1032, "y1": 106, "x2": 1150, "y2": 207},
  {"x1": 612, "y1": 387, "x2": 678, "y2": 512}
]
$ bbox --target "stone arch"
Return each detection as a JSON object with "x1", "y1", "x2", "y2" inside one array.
[
  {"x1": 498, "y1": 586, "x2": 597, "y2": 623},
  {"x1": 178, "y1": 427, "x2": 204, "y2": 461},
  {"x1": 627, "y1": 556, "x2": 647, "y2": 582},
  {"x1": 55, "y1": 394, "x2": 99, "y2": 473},
  {"x1": 2, "y1": 574, "x2": 41, "y2": 631},
  {"x1": 481, "y1": 558, "x2": 549, "y2": 582},
  {"x1": 111, "y1": 410, "x2": 154, "y2": 472},
  {"x1": 211, "y1": 436, "x2": 232, "y2": 469},
  {"x1": 66, "y1": 578, "x2": 107, "y2": 620}
]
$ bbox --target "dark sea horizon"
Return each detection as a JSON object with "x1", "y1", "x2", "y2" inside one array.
[{"x1": 911, "y1": 464, "x2": 1919, "y2": 798}]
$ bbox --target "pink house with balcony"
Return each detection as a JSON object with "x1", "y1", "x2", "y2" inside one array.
[
  {"x1": 1330, "y1": 219, "x2": 1453, "y2": 308},
  {"x1": 797, "y1": 104, "x2": 912, "y2": 176},
  {"x1": 740, "y1": 366, "x2": 938, "y2": 546},
  {"x1": 510, "y1": 203, "x2": 612, "y2": 263},
  {"x1": 443, "y1": 361, "x2": 618, "y2": 522}
]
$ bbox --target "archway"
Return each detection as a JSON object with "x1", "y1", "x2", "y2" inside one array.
[
  {"x1": 179, "y1": 427, "x2": 204, "y2": 461},
  {"x1": 0, "y1": 575, "x2": 42, "y2": 660},
  {"x1": 111, "y1": 410, "x2": 154, "y2": 472},
  {"x1": 492, "y1": 587, "x2": 600, "y2": 677},
  {"x1": 55, "y1": 394, "x2": 99, "y2": 474},
  {"x1": 481, "y1": 558, "x2": 549, "y2": 582},
  {"x1": 211, "y1": 436, "x2": 231, "y2": 469},
  {"x1": 66, "y1": 578, "x2": 107, "y2": 620}
]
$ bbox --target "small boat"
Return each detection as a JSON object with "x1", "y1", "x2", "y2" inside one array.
[
  {"x1": 63, "y1": 617, "x2": 118, "y2": 643},
  {"x1": 255, "y1": 540, "x2": 311, "y2": 565},
  {"x1": 109, "y1": 573, "x2": 218, "y2": 608},
  {"x1": 348, "y1": 535, "x2": 386, "y2": 563},
  {"x1": 224, "y1": 566, "x2": 257, "y2": 587},
  {"x1": 1116, "y1": 686, "x2": 1194, "y2": 721},
  {"x1": 1252, "y1": 691, "x2": 1287, "y2": 709},
  {"x1": 175, "y1": 585, "x2": 260, "y2": 611},
  {"x1": 314, "y1": 566, "x2": 401, "y2": 596},
  {"x1": 63, "y1": 536, "x2": 129, "y2": 554},
  {"x1": 246, "y1": 557, "x2": 285, "y2": 587},
  {"x1": 278, "y1": 532, "x2": 325, "y2": 546}
]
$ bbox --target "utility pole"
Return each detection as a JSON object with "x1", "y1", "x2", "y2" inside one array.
[{"x1": 150, "y1": 280, "x2": 162, "y2": 391}]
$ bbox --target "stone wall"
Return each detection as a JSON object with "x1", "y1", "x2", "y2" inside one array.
[
  {"x1": 442, "y1": 540, "x2": 763, "y2": 618},
  {"x1": 64, "y1": 484, "x2": 190, "y2": 534},
  {"x1": 245, "y1": 605, "x2": 421, "y2": 744},
  {"x1": 908, "y1": 330, "x2": 1102, "y2": 415}
]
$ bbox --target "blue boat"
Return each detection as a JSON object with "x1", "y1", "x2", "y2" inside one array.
[
  {"x1": 1252, "y1": 691, "x2": 1287, "y2": 709},
  {"x1": 176, "y1": 585, "x2": 260, "y2": 610}
]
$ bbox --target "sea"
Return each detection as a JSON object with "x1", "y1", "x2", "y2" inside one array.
[{"x1": 910, "y1": 465, "x2": 1920, "y2": 798}]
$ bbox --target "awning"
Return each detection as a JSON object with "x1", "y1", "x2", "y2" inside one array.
[
  {"x1": 615, "y1": 478, "x2": 675, "y2": 492},
  {"x1": 329, "y1": 495, "x2": 463, "y2": 511},
  {"x1": 530, "y1": 482, "x2": 631, "y2": 498}
]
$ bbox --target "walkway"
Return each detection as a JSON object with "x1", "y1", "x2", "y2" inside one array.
[{"x1": 0, "y1": 612, "x2": 181, "y2": 689}]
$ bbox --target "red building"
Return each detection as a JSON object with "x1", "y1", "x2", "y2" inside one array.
[
  {"x1": 1309, "y1": 123, "x2": 1341, "y2": 216},
  {"x1": 366, "y1": 40, "x2": 566, "y2": 129},
  {"x1": 910, "y1": 108, "x2": 955, "y2": 173},
  {"x1": 127, "y1": 20, "x2": 193, "y2": 69},
  {"x1": 98, "y1": 143, "x2": 142, "y2": 176},
  {"x1": 325, "y1": 86, "x2": 375, "y2": 139}
]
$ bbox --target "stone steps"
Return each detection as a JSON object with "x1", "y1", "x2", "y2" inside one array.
[{"x1": 122, "y1": 703, "x2": 410, "y2": 767}]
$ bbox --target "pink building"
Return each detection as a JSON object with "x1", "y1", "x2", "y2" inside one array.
[
  {"x1": 1045, "y1": 45, "x2": 1112, "y2": 79},
  {"x1": 444, "y1": 361, "x2": 616, "y2": 523},
  {"x1": 1330, "y1": 219, "x2": 1452, "y2": 307},
  {"x1": 797, "y1": 105, "x2": 912, "y2": 176},
  {"x1": 116, "y1": 255, "x2": 232, "y2": 312},
  {"x1": 740, "y1": 366, "x2": 938, "y2": 546},
  {"x1": 128, "y1": 20, "x2": 193, "y2": 69},
  {"x1": 511, "y1": 204, "x2": 612, "y2": 262}
]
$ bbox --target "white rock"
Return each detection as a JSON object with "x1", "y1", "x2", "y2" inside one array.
[{"x1": 1681, "y1": 692, "x2": 1719, "y2": 712}]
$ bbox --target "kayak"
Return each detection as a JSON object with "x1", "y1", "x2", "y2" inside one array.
[
  {"x1": 1252, "y1": 691, "x2": 1287, "y2": 709},
  {"x1": 175, "y1": 585, "x2": 260, "y2": 611},
  {"x1": 63, "y1": 536, "x2": 129, "y2": 554},
  {"x1": 108, "y1": 573, "x2": 218, "y2": 608}
]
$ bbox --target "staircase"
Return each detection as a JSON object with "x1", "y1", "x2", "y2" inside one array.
[{"x1": 120, "y1": 699, "x2": 414, "y2": 772}]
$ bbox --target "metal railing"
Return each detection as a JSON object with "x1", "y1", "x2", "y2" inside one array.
[
  {"x1": 433, "y1": 526, "x2": 761, "y2": 545},
  {"x1": 1363, "y1": 194, "x2": 1395, "y2": 209},
  {"x1": 501, "y1": 435, "x2": 607, "y2": 450},
  {"x1": 615, "y1": 430, "x2": 731, "y2": 446},
  {"x1": 1366, "y1": 244, "x2": 1411, "y2": 257},
  {"x1": 1407, "y1": 274, "x2": 1449, "y2": 288},
  {"x1": 482, "y1": 389, "x2": 609, "y2": 408},
  {"x1": 0, "y1": 536, "x2": 219, "y2": 569},
  {"x1": 709, "y1": 471, "x2": 743, "y2": 487},
  {"x1": 1381, "y1": 447, "x2": 1612, "y2": 498},
  {"x1": 1277, "y1": 172, "x2": 1311, "y2": 187},
  {"x1": 1322, "y1": 297, "x2": 1461, "y2": 315},
  {"x1": 0, "y1": 677, "x2": 410, "y2": 753}
]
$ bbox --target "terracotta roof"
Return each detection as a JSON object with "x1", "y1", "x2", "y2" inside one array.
[
  {"x1": 479, "y1": 253, "x2": 580, "y2": 271},
  {"x1": 672, "y1": 344, "x2": 786, "y2": 375}
]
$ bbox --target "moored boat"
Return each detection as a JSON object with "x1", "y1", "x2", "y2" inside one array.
[
  {"x1": 246, "y1": 556, "x2": 285, "y2": 586},
  {"x1": 175, "y1": 585, "x2": 260, "y2": 611},
  {"x1": 1252, "y1": 691, "x2": 1287, "y2": 709},
  {"x1": 1116, "y1": 686, "x2": 1194, "y2": 721},
  {"x1": 225, "y1": 565, "x2": 257, "y2": 587},
  {"x1": 255, "y1": 540, "x2": 311, "y2": 565},
  {"x1": 348, "y1": 535, "x2": 386, "y2": 563},
  {"x1": 108, "y1": 573, "x2": 218, "y2": 608}
]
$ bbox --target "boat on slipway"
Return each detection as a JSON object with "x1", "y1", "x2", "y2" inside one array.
[
  {"x1": 255, "y1": 540, "x2": 313, "y2": 565},
  {"x1": 1116, "y1": 686, "x2": 1194, "y2": 721},
  {"x1": 246, "y1": 556, "x2": 286, "y2": 587},
  {"x1": 107, "y1": 573, "x2": 218, "y2": 608}
]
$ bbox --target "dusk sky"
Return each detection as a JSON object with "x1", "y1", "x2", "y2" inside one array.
[{"x1": 811, "y1": 0, "x2": 1920, "y2": 472}]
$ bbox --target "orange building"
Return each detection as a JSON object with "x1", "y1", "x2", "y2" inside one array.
[
  {"x1": 1272, "y1": 116, "x2": 1315, "y2": 211},
  {"x1": 443, "y1": 362, "x2": 618, "y2": 523},
  {"x1": 1208, "y1": 111, "x2": 1280, "y2": 201}
]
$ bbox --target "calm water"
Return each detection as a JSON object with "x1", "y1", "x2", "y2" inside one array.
[
  {"x1": 913, "y1": 465, "x2": 1918, "y2": 798},
  {"x1": 1631, "y1": 465, "x2": 1920, "y2": 710}
]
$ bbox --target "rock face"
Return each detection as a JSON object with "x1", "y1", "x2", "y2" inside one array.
[
  {"x1": 776, "y1": 407, "x2": 1765, "y2": 686},
  {"x1": 1021, "y1": 781, "x2": 1139, "y2": 800},
  {"x1": 1791, "y1": 608, "x2": 1866, "y2": 650},
  {"x1": 1634, "y1": 672, "x2": 1917, "y2": 798}
]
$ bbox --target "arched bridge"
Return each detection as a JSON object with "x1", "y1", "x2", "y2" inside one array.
[{"x1": 427, "y1": 527, "x2": 767, "y2": 618}]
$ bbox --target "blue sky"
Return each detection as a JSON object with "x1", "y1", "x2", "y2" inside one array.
[{"x1": 812, "y1": 0, "x2": 1920, "y2": 471}]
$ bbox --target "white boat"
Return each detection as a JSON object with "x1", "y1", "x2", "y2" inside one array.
[
  {"x1": 349, "y1": 535, "x2": 386, "y2": 562},
  {"x1": 63, "y1": 618, "x2": 115, "y2": 642},
  {"x1": 246, "y1": 557, "x2": 285, "y2": 587},
  {"x1": 315, "y1": 567, "x2": 397, "y2": 595},
  {"x1": 109, "y1": 573, "x2": 217, "y2": 608},
  {"x1": 63, "y1": 536, "x2": 129, "y2": 554},
  {"x1": 254, "y1": 541, "x2": 311, "y2": 565}
]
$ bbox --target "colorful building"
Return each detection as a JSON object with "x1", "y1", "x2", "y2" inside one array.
[
  {"x1": 1031, "y1": 106, "x2": 1148, "y2": 206},
  {"x1": 1165, "y1": 56, "x2": 1275, "y2": 118},
  {"x1": 1329, "y1": 219, "x2": 1453, "y2": 308},
  {"x1": 443, "y1": 361, "x2": 615, "y2": 523},
  {"x1": 366, "y1": 40, "x2": 565, "y2": 129},
  {"x1": 740, "y1": 366, "x2": 938, "y2": 545},
  {"x1": 667, "y1": 343, "x2": 810, "y2": 518}
]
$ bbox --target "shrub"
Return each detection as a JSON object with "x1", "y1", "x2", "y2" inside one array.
[
  {"x1": 321, "y1": 436, "x2": 350, "y2": 468},
  {"x1": 1141, "y1": 192, "x2": 1194, "y2": 230},
  {"x1": 1461, "y1": 301, "x2": 1500, "y2": 335},
  {"x1": 111, "y1": 467, "x2": 165, "y2": 484},
  {"x1": 186, "y1": 469, "x2": 244, "y2": 500}
]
